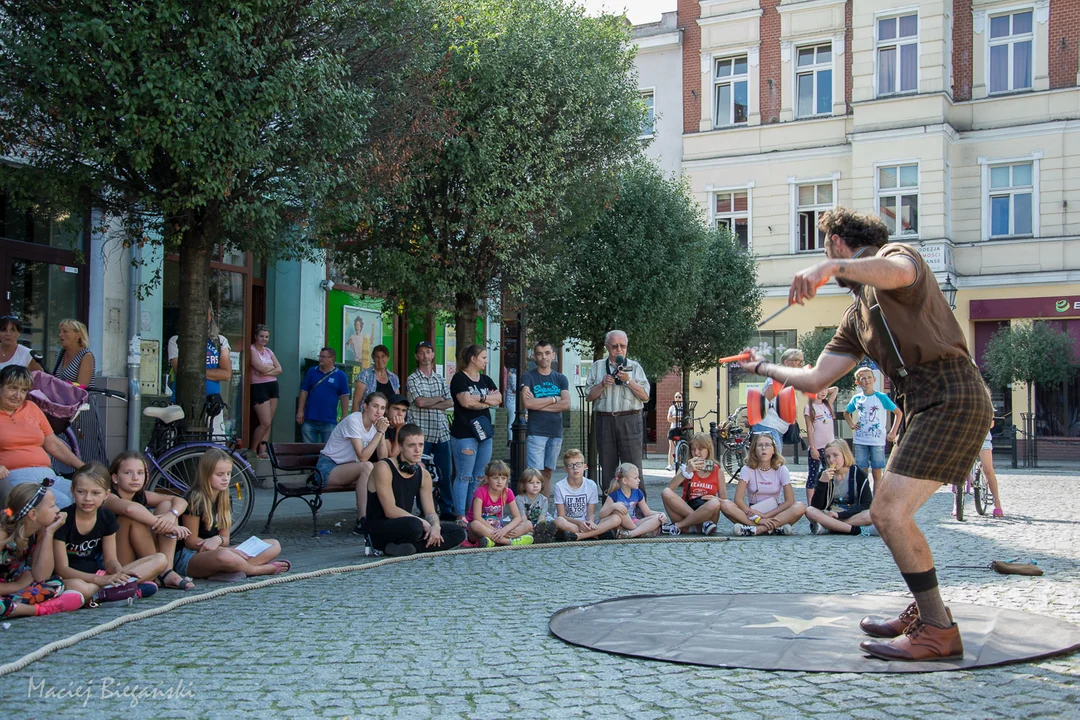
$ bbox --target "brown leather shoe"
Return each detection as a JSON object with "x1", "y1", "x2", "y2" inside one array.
[
  {"x1": 859, "y1": 601, "x2": 920, "y2": 638},
  {"x1": 860, "y1": 619, "x2": 964, "y2": 661}
]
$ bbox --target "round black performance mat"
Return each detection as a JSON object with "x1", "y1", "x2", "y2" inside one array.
[{"x1": 549, "y1": 593, "x2": 1080, "y2": 673}]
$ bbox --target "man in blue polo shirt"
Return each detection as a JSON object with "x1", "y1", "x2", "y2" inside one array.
[{"x1": 296, "y1": 347, "x2": 351, "y2": 443}]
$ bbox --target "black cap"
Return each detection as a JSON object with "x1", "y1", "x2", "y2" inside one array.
[
  {"x1": 388, "y1": 393, "x2": 409, "y2": 407},
  {"x1": 414, "y1": 340, "x2": 434, "y2": 352}
]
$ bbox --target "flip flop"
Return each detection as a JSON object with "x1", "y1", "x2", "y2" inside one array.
[
  {"x1": 271, "y1": 558, "x2": 292, "y2": 574},
  {"x1": 158, "y1": 569, "x2": 195, "y2": 591}
]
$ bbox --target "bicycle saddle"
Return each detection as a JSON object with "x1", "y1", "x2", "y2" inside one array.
[{"x1": 143, "y1": 405, "x2": 185, "y2": 424}]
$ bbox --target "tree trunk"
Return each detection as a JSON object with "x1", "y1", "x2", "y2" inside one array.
[
  {"x1": 681, "y1": 363, "x2": 692, "y2": 435},
  {"x1": 175, "y1": 209, "x2": 220, "y2": 425},
  {"x1": 454, "y1": 292, "x2": 478, "y2": 365}
]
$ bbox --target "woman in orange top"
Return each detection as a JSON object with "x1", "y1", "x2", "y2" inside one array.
[{"x1": 0, "y1": 366, "x2": 83, "y2": 509}]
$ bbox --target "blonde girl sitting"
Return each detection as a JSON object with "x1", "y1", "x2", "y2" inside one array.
[
  {"x1": 177, "y1": 449, "x2": 290, "y2": 580},
  {"x1": 720, "y1": 433, "x2": 806, "y2": 536},
  {"x1": 660, "y1": 433, "x2": 725, "y2": 536},
  {"x1": 600, "y1": 463, "x2": 664, "y2": 539},
  {"x1": 53, "y1": 463, "x2": 166, "y2": 603},
  {"x1": 104, "y1": 451, "x2": 195, "y2": 590},
  {"x1": 1, "y1": 481, "x2": 93, "y2": 618},
  {"x1": 467, "y1": 460, "x2": 533, "y2": 547}
]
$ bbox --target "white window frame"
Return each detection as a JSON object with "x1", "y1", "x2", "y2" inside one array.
[
  {"x1": 788, "y1": 172, "x2": 839, "y2": 254},
  {"x1": 874, "y1": 9, "x2": 919, "y2": 98},
  {"x1": 794, "y1": 42, "x2": 834, "y2": 119},
  {"x1": 639, "y1": 88, "x2": 655, "y2": 139},
  {"x1": 986, "y1": 6, "x2": 1035, "y2": 95},
  {"x1": 708, "y1": 182, "x2": 754, "y2": 253},
  {"x1": 713, "y1": 54, "x2": 750, "y2": 128},
  {"x1": 874, "y1": 161, "x2": 920, "y2": 239},
  {"x1": 978, "y1": 152, "x2": 1041, "y2": 241}
]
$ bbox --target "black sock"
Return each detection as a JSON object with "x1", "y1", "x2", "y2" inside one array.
[
  {"x1": 849, "y1": 526, "x2": 862, "y2": 536},
  {"x1": 900, "y1": 568, "x2": 951, "y2": 628}
]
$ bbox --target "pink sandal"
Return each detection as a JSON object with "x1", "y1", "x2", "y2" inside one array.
[
  {"x1": 271, "y1": 558, "x2": 292, "y2": 574},
  {"x1": 992, "y1": 508, "x2": 1004, "y2": 517}
]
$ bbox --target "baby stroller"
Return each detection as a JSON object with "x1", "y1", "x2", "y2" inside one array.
[{"x1": 28, "y1": 371, "x2": 91, "y2": 473}]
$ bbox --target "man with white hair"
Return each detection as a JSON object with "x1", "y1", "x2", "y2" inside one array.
[{"x1": 585, "y1": 330, "x2": 650, "y2": 490}]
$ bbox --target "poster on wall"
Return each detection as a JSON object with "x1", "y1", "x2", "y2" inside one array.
[
  {"x1": 444, "y1": 324, "x2": 456, "y2": 381},
  {"x1": 342, "y1": 306, "x2": 382, "y2": 368}
]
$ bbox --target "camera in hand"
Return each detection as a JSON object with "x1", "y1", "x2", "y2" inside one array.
[{"x1": 610, "y1": 354, "x2": 628, "y2": 385}]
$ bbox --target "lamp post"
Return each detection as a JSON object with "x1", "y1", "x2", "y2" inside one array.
[
  {"x1": 509, "y1": 306, "x2": 528, "y2": 481},
  {"x1": 940, "y1": 273, "x2": 958, "y2": 311}
]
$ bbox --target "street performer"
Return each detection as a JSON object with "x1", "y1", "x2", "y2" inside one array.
[{"x1": 738, "y1": 207, "x2": 992, "y2": 662}]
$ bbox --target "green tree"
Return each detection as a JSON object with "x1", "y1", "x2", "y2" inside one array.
[
  {"x1": 799, "y1": 327, "x2": 857, "y2": 392},
  {"x1": 661, "y1": 227, "x2": 760, "y2": 421},
  {"x1": 335, "y1": 0, "x2": 645, "y2": 356},
  {"x1": 530, "y1": 161, "x2": 712, "y2": 378},
  {"x1": 0, "y1": 1, "x2": 414, "y2": 415},
  {"x1": 983, "y1": 321, "x2": 1077, "y2": 436}
]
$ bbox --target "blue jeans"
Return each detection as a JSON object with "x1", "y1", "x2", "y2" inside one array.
[
  {"x1": 424, "y1": 439, "x2": 453, "y2": 516},
  {"x1": 526, "y1": 435, "x2": 563, "y2": 471},
  {"x1": 301, "y1": 420, "x2": 336, "y2": 444},
  {"x1": 750, "y1": 425, "x2": 784, "y2": 455},
  {"x1": 450, "y1": 435, "x2": 492, "y2": 517},
  {"x1": 854, "y1": 443, "x2": 887, "y2": 470},
  {"x1": 7, "y1": 466, "x2": 73, "y2": 508}
]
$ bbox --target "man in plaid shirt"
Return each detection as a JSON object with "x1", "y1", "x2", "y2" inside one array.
[{"x1": 406, "y1": 341, "x2": 453, "y2": 517}]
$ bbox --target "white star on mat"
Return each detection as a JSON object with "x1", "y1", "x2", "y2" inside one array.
[{"x1": 743, "y1": 615, "x2": 847, "y2": 635}]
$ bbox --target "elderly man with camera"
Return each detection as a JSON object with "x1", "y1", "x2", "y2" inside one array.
[{"x1": 585, "y1": 330, "x2": 650, "y2": 490}]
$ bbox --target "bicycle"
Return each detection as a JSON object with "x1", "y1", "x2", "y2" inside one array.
[
  {"x1": 671, "y1": 411, "x2": 717, "y2": 474},
  {"x1": 79, "y1": 389, "x2": 257, "y2": 535},
  {"x1": 716, "y1": 406, "x2": 749, "y2": 482},
  {"x1": 953, "y1": 457, "x2": 986, "y2": 522}
]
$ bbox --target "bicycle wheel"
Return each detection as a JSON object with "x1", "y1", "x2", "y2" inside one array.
[
  {"x1": 721, "y1": 445, "x2": 745, "y2": 481},
  {"x1": 148, "y1": 445, "x2": 256, "y2": 536},
  {"x1": 674, "y1": 441, "x2": 690, "y2": 473},
  {"x1": 953, "y1": 482, "x2": 965, "y2": 522},
  {"x1": 973, "y1": 464, "x2": 992, "y2": 516}
]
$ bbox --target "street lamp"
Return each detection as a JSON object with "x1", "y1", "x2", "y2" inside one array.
[{"x1": 940, "y1": 273, "x2": 958, "y2": 311}]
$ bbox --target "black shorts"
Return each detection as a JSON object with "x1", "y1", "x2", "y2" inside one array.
[
  {"x1": 687, "y1": 497, "x2": 711, "y2": 511},
  {"x1": 251, "y1": 381, "x2": 280, "y2": 406},
  {"x1": 667, "y1": 428, "x2": 681, "y2": 441}
]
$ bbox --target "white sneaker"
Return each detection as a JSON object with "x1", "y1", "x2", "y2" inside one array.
[
  {"x1": 733, "y1": 524, "x2": 756, "y2": 537},
  {"x1": 812, "y1": 523, "x2": 830, "y2": 536},
  {"x1": 771, "y1": 524, "x2": 793, "y2": 536},
  {"x1": 665, "y1": 464, "x2": 673, "y2": 471},
  {"x1": 865, "y1": 525, "x2": 879, "y2": 536},
  {"x1": 702, "y1": 521, "x2": 718, "y2": 536}
]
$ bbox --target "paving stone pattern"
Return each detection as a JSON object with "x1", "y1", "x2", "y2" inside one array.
[{"x1": 1, "y1": 468, "x2": 1078, "y2": 719}]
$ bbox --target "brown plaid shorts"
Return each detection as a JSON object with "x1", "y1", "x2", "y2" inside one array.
[{"x1": 888, "y1": 356, "x2": 994, "y2": 485}]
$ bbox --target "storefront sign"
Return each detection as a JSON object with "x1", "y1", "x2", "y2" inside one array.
[{"x1": 970, "y1": 296, "x2": 1080, "y2": 320}]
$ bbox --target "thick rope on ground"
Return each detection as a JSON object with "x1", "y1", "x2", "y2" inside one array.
[{"x1": 0, "y1": 535, "x2": 728, "y2": 677}]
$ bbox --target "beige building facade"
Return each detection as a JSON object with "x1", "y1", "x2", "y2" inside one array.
[{"x1": 674, "y1": 0, "x2": 1080, "y2": 441}]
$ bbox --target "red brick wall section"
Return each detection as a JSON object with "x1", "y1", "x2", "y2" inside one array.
[
  {"x1": 760, "y1": 0, "x2": 782, "y2": 124},
  {"x1": 845, "y1": 0, "x2": 853, "y2": 110},
  {"x1": 953, "y1": 0, "x2": 973, "y2": 100},
  {"x1": 679, "y1": 0, "x2": 702, "y2": 133},
  {"x1": 652, "y1": 373, "x2": 685, "y2": 454},
  {"x1": 1049, "y1": 0, "x2": 1080, "y2": 89}
]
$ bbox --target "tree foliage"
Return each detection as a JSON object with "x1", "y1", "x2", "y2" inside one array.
[
  {"x1": 0, "y1": 0, "x2": 418, "y2": 413},
  {"x1": 799, "y1": 327, "x2": 857, "y2": 390},
  {"x1": 333, "y1": 0, "x2": 646, "y2": 354},
  {"x1": 983, "y1": 321, "x2": 1077, "y2": 426},
  {"x1": 529, "y1": 161, "x2": 758, "y2": 380}
]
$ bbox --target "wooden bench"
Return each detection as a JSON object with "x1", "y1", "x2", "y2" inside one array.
[{"x1": 264, "y1": 442, "x2": 353, "y2": 535}]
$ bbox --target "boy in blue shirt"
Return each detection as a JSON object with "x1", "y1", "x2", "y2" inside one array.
[{"x1": 845, "y1": 367, "x2": 902, "y2": 491}]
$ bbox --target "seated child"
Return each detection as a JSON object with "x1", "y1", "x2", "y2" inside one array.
[
  {"x1": 104, "y1": 451, "x2": 195, "y2": 590},
  {"x1": 1, "y1": 481, "x2": 93, "y2": 618},
  {"x1": 514, "y1": 468, "x2": 557, "y2": 544},
  {"x1": 805, "y1": 439, "x2": 875, "y2": 536},
  {"x1": 53, "y1": 463, "x2": 166, "y2": 604},
  {"x1": 661, "y1": 432, "x2": 724, "y2": 535},
  {"x1": 719, "y1": 433, "x2": 806, "y2": 536},
  {"x1": 177, "y1": 449, "x2": 290, "y2": 580},
  {"x1": 600, "y1": 463, "x2": 664, "y2": 539},
  {"x1": 467, "y1": 460, "x2": 533, "y2": 547},
  {"x1": 552, "y1": 449, "x2": 622, "y2": 541}
]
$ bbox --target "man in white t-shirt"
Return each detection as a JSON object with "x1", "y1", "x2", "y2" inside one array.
[
  {"x1": 314, "y1": 392, "x2": 390, "y2": 535},
  {"x1": 845, "y1": 368, "x2": 903, "y2": 490}
]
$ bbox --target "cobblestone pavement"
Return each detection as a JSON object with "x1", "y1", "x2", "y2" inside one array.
[{"x1": 1, "y1": 465, "x2": 1078, "y2": 719}]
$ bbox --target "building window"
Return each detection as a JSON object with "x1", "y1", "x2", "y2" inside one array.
[
  {"x1": 877, "y1": 13, "x2": 917, "y2": 96},
  {"x1": 713, "y1": 190, "x2": 750, "y2": 252},
  {"x1": 796, "y1": 43, "x2": 832, "y2": 118},
  {"x1": 640, "y1": 90, "x2": 655, "y2": 138},
  {"x1": 714, "y1": 56, "x2": 748, "y2": 128},
  {"x1": 989, "y1": 10, "x2": 1033, "y2": 94},
  {"x1": 989, "y1": 162, "x2": 1033, "y2": 237},
  {"x1": 876, "y1": 164, "x2": 919, "y2": 237},
  {"x1": 796, "y1": 182, "x2": 834, "y2": 252}
]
